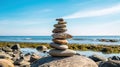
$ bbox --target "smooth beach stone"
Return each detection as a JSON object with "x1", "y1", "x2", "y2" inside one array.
[
  {"x1": 52, "y1": 33, "x2": 72, "y2": 39},
  {"x1": 0, "y1": 53, "x2": 12, "y2": 59},
  {"x1": 31, "y1": 55, "x2": 98, "y2": 67},
  {"x1": 89, "y1": 54, "x2": 108, "y2": 62},
  {"x1": 14, "y1": 59, "x2": 30, "y2": 65},
  {"x1": 58, "y1": 21, "x2": 67, "y2": 24},
  {"x1": 49, "y1": 49, "x2": 76, "y2": 56},
  {"x1": 52, "y1": 39, "x2": 68, "y2": 44},
  {"x1": 52, "y1": 28, "x2": 67, "y2": 33},
  {"x1": 56, "y1": 18, "x2": 64, "y2": 21},
  {"x1": 36, "y1": 45, "x2": 47, "y2": 52},
  {"x1": 54, "y1": 24, "x2": 66, "y2": 28},
  {"x1": 11, "y1": 43, "x2": 21, "y2": 51},
  {"x1": 2, "y1": 47, "x2": 13, "y2": 52},
  {"x1": 50, "y1": 43, "x2": 68, "y2": 50},
  {"x1": 23, "y1": 53, "x2": 31, "y2": 62},
  {"x1": 30, "y1": 53, "x2": 41, "y2": 63},
  {"x1": 0, "y1": 59, "x2": 14, "y2": 67}
]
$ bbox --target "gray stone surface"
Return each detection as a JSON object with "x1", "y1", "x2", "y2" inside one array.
[
  {"x1": 89, "y1": 54, "x2": 108, "y2": 62},
  {"x1": 31, "y1": 55, "x2": 98, "y2": 67},
  {"x1": 52, "y1": 33, "x2": 72, "y2": 39},
  {"x1": 58, "y1": 21, "x2": 67, "y2": 24},
  {"x1": 52, "y1": 39, "x2": 68, "y2": 44},
  {"x1": 54, "y1": 24, "x2": 66, "y2": 28},
  {"x1": 99, "y1": 60, "x2": 120, "y2": 67},
  {"x1": 49, "y1": 49, "x2": 76, "y2": 57},
  {"x1": 2, "y1": 47, "x2": 12, "y2": 52},
  {"x1": 0, "y1": 59, "x2": 14, "y2": 67},
  {"x1": 36, "y1": 45, "x2": 47, "y2": 52},
  {"x1": 52, "y1": 28, "x2": 67, "y2": 33},
  {"x1": 50, "y1": 43, "x2": 68, "y2": 50}
]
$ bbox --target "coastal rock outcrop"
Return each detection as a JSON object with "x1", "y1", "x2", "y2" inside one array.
[
  {"x1": 89, "y1": 54, "x2": 108, "y2": 62},
  {"x1": 99, "y1": 60, "x2": 120, "y2": 67},
  {"x1": 0, "y1": 44, "x2": 42, "y2": 67}
]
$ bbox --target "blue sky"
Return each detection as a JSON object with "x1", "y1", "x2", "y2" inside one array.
[{"x1": 0, "y1": 0, "x2": 120, "y2": 36}]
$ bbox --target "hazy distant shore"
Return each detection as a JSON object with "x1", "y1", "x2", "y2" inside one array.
[{"x1": 0, "y1": 41, "x2": 120, "y2": 54}]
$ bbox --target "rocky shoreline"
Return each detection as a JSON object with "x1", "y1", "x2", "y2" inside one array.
[
  {"x1": 1, "y1": 44, "x2": 120, "y2": 67},
  {"x1": 1, "y1": 42, "x2": 120, "y2": 53}
]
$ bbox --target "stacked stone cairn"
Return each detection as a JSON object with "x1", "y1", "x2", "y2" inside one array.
[{"x1": 49, "y1": 18, "x2": 76, "y2": 56}]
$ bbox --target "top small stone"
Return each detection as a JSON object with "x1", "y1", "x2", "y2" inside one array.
[{"x1": 56, "y1": 18, "x2": 64, "y2": 21}]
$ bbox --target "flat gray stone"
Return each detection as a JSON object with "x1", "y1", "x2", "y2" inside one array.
[
  {"x1": 50, "y1": 43, "x2": 68, "y2": 50},
  {"x1": 52, "y1": 33, "x2": 72, "y2": 39},
  {"x1": 49, "y1": 49, "x2": 76, "y2": 57},
  {"x1": 52, "y1": 28, "x2": 67, "y2": 33},
  {"x1": 52, "y1": 39, "x2": 68, "y2": 44}
]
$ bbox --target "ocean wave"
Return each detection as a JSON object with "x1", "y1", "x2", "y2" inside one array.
[{"x1": 23, "y1": 38, "x2": 32, "y2": 40}]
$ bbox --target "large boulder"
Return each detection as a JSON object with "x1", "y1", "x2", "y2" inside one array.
[
  {"x1": 0, "y1": 59, "x2": 14, "y2": 67},
  {"x1": 31, "y1": 55, "x2": 98, "y2": 67}
]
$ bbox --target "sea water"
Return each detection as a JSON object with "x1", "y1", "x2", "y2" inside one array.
[
  {"x1": 0, "y1": 36, "x2": 120, "y2": 45},
  {"x1": 1, "y1": 36, "x2": 120, "y2": 56}
]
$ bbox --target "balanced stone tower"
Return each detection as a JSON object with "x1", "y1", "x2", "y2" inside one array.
[{"x1": 49, "y1": 18, "x2": 76, "y2": 56}]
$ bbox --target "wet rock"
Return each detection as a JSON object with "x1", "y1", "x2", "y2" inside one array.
[
  {"x1": 89, "y1": 54, "x2": 108, "y2": 62},
  {"x1": 11, "y1": 43, "x2": 21, "y2": 51},
  {"x1": 98, "y1": 39, "x2": 119, "y2": 42},
  {"x1": 36, "y1": 45, "x2": 47, "y2": 52},
  {"x1": 111, "y1": 56, "x2": 120, "y2": 60},
  {"x1": 99, "y1": 60, "x2": 120, "y2": 67}
]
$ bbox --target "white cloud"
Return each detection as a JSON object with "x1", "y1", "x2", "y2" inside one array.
[
  {"x1": 67, "y1": 21, "x2": 120, "y2": 35},
  {"x1": 63, "y1": 4, "x2": 120, "y2": 19}
]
